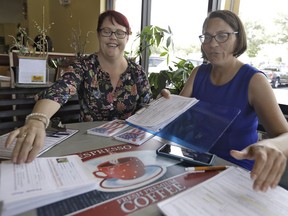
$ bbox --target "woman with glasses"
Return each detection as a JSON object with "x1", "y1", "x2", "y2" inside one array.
[
  {"x1": 5, "y1": 10, "x2": 152, "y2": 164},
  {"x1": 164, "y1": 10, "x2": 288, "y2": 192}
]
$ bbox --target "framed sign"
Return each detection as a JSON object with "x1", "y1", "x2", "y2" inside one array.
[{"x1": 17, "y1": 56, "x2": 47, "y2": 84}]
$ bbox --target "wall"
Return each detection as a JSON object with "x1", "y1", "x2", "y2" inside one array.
[
  {"x1": 26, "y1": 0, "x2": 50, "y2": 49},
  {"x1": 49, "y1": 0, "x2": 103, "y2": 53},
  {"x1": 1, "y1": 0, "x2": 105, "y2": 54},
  {"x1": 0, "y1": 0, "x2": 27, "y2": 52},
  {"x1": 0, "y1": 0, "x2": 24, "y2": 23}
]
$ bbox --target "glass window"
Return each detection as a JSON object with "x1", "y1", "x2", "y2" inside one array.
[
  {"x1": 114, "y1": 0, "x2": 142, "y2": 58},
  {"x1": 236, "y1": 0, "x2": 288, "y2": 105},
  {"x1": 149, "y1": 0, "x2": 208, "y2": 73},
  {"x1": 115, "y1": 0, "x2": 209, "y2": 73},
  {"x1": 236, "y1": 0, "x2": 288, "y2": 67}
]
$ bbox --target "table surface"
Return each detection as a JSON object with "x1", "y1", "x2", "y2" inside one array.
[{"x1": 13, "y1": 121, "x2": 288, "y2": 216}]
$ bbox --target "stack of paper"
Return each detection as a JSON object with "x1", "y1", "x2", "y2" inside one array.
[
  {"x1": 0, "y1": 155, "x2": 97, "y2": 216},
  {"x1": 126, "y1": 95, "x2": 199, "y2": 132},
  {"x1": 125, "y1": 95, "x2": 240, "y2": 153},
  {"x1": 0, "y1": 129, "x2": 78, "y2": 159},
  {"x1": 158, "y1": 167, "x2": 288, "y2": 216}
]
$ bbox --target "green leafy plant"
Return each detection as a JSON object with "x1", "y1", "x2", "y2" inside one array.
[
  {"x1": 128, "y1": 25, "x2": 173, "y2": 63},
  {"x1": 148, "y1": 58, "x2": 195, "y2": 98},
  {"x1": 127, "y1": 25, "x2": 196, "y2": 98}
]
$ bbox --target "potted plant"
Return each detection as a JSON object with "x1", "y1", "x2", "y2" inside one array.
[
  {"x1": 148, "y1": 58, "x2": 194, "y2": 98},
  {"x1": 128, "y1": 25, "x2": 173, "y2": 63},
  {"x1": 128, "y1": 25, "x2": 196, "y2": 98}
]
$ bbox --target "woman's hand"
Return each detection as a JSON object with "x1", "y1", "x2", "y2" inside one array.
[
  {"x1": 5, "y1": 120, "x2": 46, "y2": 164},
  {"x1": 230, "y1": 141, "x2": 287, "y2": 192},
  {"x1": 159, "y1": 89, "x2": 171, "y2": 99}
]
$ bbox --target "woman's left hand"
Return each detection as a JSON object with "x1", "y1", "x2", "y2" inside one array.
[
  {"x1": 230, "y1": 141, "x2": 287, "y2": 192},
  {"x1": 159, "y1": 89, "x2": 171, "y2": 99}
]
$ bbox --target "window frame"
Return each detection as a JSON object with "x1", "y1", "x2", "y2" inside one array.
[{"x1": 108, "y1": 0, "x2": 221, "y2": 72}]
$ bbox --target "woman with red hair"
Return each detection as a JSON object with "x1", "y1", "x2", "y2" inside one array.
[{"x1": 5, "y1": 10, "x2": 152, "y2": 164}]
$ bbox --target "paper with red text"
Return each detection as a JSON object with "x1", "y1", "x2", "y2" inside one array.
[
  {"x1": 86, "y1": 119, "x2": 129, "y2": 137},
  {"x1": 33, "y1": 140, "x2": 218, "y2": 216},
  {"x1": 113, "y1": 127, "x2": 154, "y2": 145}
]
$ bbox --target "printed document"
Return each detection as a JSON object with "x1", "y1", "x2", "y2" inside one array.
[
  {"x1": 0, "y1": 129, "x2": 78, "y2": 159},
  {"x1": 126, "y1": 95, "x2": 199, "y2": 132},
  {"x1": 0, "y1": 155, "x2": 96, "y2": 216},
  {"x1": 113, "y1": 127, "x2": 154, "y2": 145},
  {"x1": 86, "y1": 119, "x2": 129, "y2": 137},
  {"x1": 158, "y1": 166, "x2": 288, "y2": 216}
]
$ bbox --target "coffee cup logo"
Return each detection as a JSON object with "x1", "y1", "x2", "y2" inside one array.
[{"x1": 93, "y1": 157, "x2": 145, "y2": 180}]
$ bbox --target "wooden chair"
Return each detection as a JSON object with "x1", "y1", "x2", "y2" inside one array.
[{"x1": 0, "y1": 87, "x2": 80, "y2": 135}]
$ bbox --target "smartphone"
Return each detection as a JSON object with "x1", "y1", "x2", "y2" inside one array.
[{"x1": 156, "y1": 143, "x2": 215, "y2": 166}]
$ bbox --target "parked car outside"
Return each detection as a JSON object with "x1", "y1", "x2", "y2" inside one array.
[
  {"x1": 187, "y1": 59, "x2": 203, "y2": 67},
  {"x1": 260, "y1": 65, "x2": 288, "y2": 88},
  {"x1": 148, "y1": 56, "x2": 166, "y2": 73},
  {"x1": 148, "y1": 56, "x2": 203, "y2": 74},
  {"x1": 148, "y1": 56, "x2": 177, "y2": 73}
]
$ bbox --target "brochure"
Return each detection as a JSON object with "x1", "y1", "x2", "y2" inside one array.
[
  {"x1": 113, "y1": 127, "x2": 154, "y2": 145},
  {"x1": 86, "y1": 119, "x2": 129, "y2": 137}
]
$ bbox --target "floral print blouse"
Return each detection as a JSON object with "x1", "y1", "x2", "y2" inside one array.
[{"x1": 36, "y1": 54, "x2": 152, "y2": 121}]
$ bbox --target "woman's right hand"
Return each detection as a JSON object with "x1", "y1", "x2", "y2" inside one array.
[{"x1": 5, "y1": 119, "x2": 46, "y2": 164}]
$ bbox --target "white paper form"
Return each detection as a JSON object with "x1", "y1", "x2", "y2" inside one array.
[
  {"x1": 0, "y1": 155, "x2": 96, "y2": 216},
  {"x1": 126, "y1": 95, "x2": 198, "y2": 132},
  {"x1": 0, "y1": 155, "x2": 94, "y2": 201},
  {"x1": 0, "y1": 129, "x2": 78, "y2": 159},
  {"x1": 158, "y1": 167, "x2": 288, "y2": 216}
]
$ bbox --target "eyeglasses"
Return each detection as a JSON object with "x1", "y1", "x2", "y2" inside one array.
[
  {"x1": 199, "y1": 32, "x2": 238, "y2": 44},
  {"x1": 99, "y1": 27, "x2": 127, "y2": 39}
]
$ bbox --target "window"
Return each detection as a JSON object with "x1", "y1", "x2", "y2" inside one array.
[
  {"x1": 149, "y1": 0, "x2": 208, "y2": 73},
  {"x1": 114, "y1": 0, "x2": 209, "y2": 73},
  {"x1": 114, "y1": 0, "x2": 142, "y2": 59},
  {"x1": 235, "y1": 0, "x2": 288, "y2": 105}
]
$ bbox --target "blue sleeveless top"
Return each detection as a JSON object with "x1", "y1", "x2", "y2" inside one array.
[{"x1": 193, "y1": 63, "x2": 261, "y2": 170}]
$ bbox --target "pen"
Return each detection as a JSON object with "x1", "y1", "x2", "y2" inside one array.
[{"x1": 185, "y1": 165, "x2": 229, "y2": 173}]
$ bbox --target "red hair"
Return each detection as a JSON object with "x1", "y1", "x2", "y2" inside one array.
[{"x1": 97, "y1": 10, "x2": 131, "y2": 34}]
